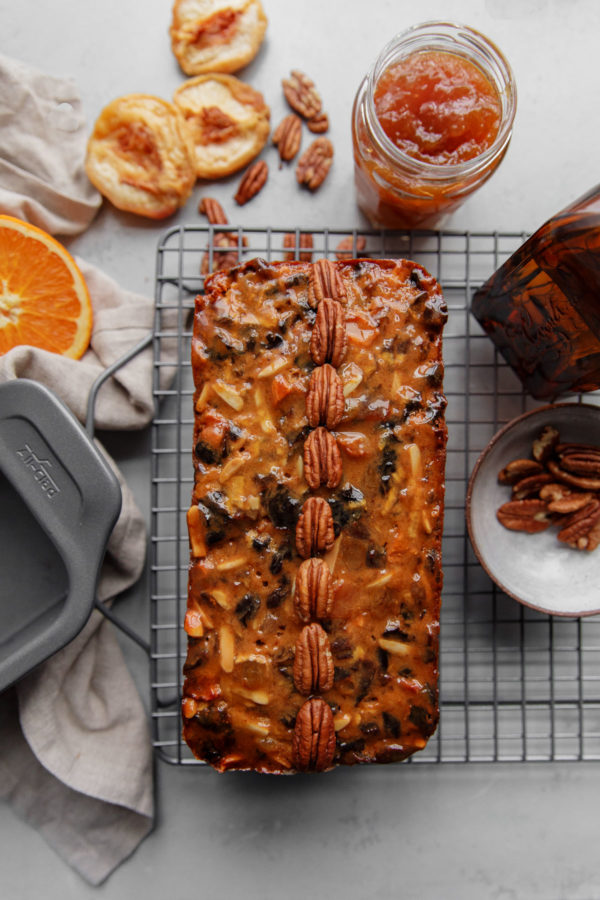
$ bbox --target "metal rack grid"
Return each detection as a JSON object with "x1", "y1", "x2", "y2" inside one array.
[{"x1": 150, "y1": 224, "x2": 600, "y2": 765}]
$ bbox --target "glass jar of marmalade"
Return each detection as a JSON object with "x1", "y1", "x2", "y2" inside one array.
[
  {"x1": 472, "y1": 185, "x2": 600, "y2": 400},
  {"x1": 352, "y1": 22, "x2": 517, "y2": 229}
]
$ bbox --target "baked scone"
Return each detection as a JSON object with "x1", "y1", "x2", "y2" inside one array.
[
  {"x1": 183, "y1": 257, "x2": 448, "y2": 773},
  {"x1": 85, "y1": 94, "x2": 196, "y2": 219},
  {"x1": 170, "y1": 0, "x2": 267, "y2": 76},
  {"x1": 173, "y1": 74, "x2": 270, "y2": 179}
]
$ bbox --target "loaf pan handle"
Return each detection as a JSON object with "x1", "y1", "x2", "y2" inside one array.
[{"x1": 84, "y1": 331, "x2": 154, "y2": 652}]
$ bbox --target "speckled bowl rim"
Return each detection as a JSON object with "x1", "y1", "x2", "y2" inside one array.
[{"x1": 465, "y1": 402, "x2": 600, "y2": 618}]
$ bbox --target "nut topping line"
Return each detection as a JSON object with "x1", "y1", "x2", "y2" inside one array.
[{"x1": 292, "y1": 260, "x2": 359, "y2": 771}]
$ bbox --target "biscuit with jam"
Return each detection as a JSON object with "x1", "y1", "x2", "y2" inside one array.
[
  {"x1": 173, "y1": 74, "x2": 270, "y2": 179},
  {"x1": 170, "y1": 0, "x2": 267, "y2": 76},
  {"x1": 85, "y1": 94, "x2": 196, "y2": 219}
]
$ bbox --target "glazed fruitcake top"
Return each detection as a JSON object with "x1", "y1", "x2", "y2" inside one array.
[{"x1": 183, "y1": 256, "x2": 447, "y2": 773}]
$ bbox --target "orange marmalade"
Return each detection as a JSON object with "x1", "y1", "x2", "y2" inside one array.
[
  {"x1": 375, "y1": 51, "x2": 501, "y2": 166},
  {"x1": 352, "y1": 23, "x2": 517, "y2": 228}
]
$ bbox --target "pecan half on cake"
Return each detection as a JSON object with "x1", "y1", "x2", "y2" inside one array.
[{"x1": 183, "y1": 256, "x2": 447, "y2": 773}]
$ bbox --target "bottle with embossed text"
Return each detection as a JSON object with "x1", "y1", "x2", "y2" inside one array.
[{"x1": 472, "y1": 185, "x2": 600, "y2": 400}]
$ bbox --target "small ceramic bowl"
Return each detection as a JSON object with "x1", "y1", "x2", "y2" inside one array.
[{"x1": 466, "y1": 402, "x2": 600, "y2": 617}]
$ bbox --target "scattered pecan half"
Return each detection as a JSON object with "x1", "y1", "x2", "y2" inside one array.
[
  {"x1": 293, "y1": 623, "x2": 334, "y2": 695},
  {"x1": 335, "y1": 235, "x2": 367, "y2": 260},
  {"x1": 557, "y1": 442, "x2": 600, "y2": 454},
  {"x1": 296, "y1": 137, "x2": 334, "y2": 191},
  {"x1": 539, "y1": 483, "x2": 571, "y2": 502},
  {"x1": 495, "y1": 426, "x2": 600, "y2": 551},
  {"x1": 296, "y1": 496, "x2": 335, "y2": 558},
  {"x1": 511, "y1": 472, "x2": 554, "y2": 500},
  {"x1": 558, "y1": 445, "x2": 600, "y2": 477},
  {"x1": 307, "y1": 112, "x2": 329, "y2": 134},
  {"x1": 497, "y1": 458, "x2": 544, "y2": 486},
  {"x1": 198, "y1": 196, "x2": 228, "y2": 224},
  {"x1": 293, "y1": 697, "x2": 336, "y2": 772},
  {"x1": 496, "y1": 499, "x2": 552, "y2": 533},
  {"x1": 557, "y1": 499, "x2": 600, "y2": 551},
  {"x1": 532, "y1": 425, "x2": 560, "y2": 462},
  {"x1": 547, "y1": 459, "x2": 600, "y2": 492},
  {"x1": 234, "y1": 159, "x2": 268, "y2": 205},
  {"x1": 200, "y1": 232, "x2": 246, "y2": 274},
  {"x1": 548, "y1": 492, "x2": 594, "y2": 514},
  {"x1": 304, "y1": 426, "x2": 342, "y2": 490},
  {"x1": 272, "y1": 113, "x2": 302, "y2": 161},
  {"x1": 294, "y1": 557, "x2": 333, "y2": 622},
  {"x1": 198, "y1": 197, "x2": 248, "y2": 273},
  {"x1": 282, "y1": 70, "x2": 322, "y2": 120},
  {"x1": 283, "y1": 231, "x2": 313, "y2": 262},
  {"x1": 309, "y1": 258, "x2": 346, "y2": 306},
  {"x1": 310, "y1": 299, "x2": 347, "y2": 367},
  {"x1": 306, "y1": 364, "x2": 345, "y2": 429}
]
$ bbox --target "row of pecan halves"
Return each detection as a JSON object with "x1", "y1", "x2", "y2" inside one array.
[
  {"x1": 291, "y1": 259, "x2": 350, "y2": 772},
  {"x1": 198, "y1": 195, "x2": 365, "y2": 273},
  {"x1": 496, "y1": 425, "x2": 600, "y2": 551}
]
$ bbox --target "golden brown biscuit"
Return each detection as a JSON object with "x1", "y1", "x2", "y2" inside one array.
[
  {"x1": 170, "y1": 0, "x2": 267, "y2": 76},
  {"x1": 173, "y1": 74, "x2": 270, "y2": 179},
  {"x1": 85, "y1": 94, "x2": 196, "y2": 219}
]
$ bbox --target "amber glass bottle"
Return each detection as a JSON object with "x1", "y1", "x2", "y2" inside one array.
[{"x1": 471, "y1": 186, "x2": 600, "y2": 399}]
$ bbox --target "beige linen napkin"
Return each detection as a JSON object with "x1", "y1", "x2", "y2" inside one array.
[
  {"x1": 0, "y1": 265, "x2": 159, "y2": 883},
  {"x1": 0, "y1": 261, "x2": 160, "y2": 884},
  {"x1": 0, "y1": 55, "x2": 174, "y2": 885},
  {"x1": 0, "y1": 466, "x2": 153, "y2": 885},
  {"x1": 0, "y1": 53, "x2": 101, "y2": 235}
]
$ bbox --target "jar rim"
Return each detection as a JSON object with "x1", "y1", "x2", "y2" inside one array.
[{"x1": 364, "y1": 20, "x2": 518, "y2": 181}]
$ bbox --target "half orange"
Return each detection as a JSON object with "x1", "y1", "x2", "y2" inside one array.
[{"x1": 0, "y1": 215, "x2": 93, "y2": 359}]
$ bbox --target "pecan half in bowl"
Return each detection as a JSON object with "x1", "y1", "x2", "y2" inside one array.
[{"x1": 466, "y1": 403, "x2": 600, "y2": 617}]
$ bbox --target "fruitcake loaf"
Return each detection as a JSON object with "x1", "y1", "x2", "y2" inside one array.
[{"x1": 183, "y1": 256, "x2": 447, "y2": 772}]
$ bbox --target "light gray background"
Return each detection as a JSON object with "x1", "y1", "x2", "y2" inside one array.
[{"x1": 2, "y1": 1, "x2": 600, "y2": 898}]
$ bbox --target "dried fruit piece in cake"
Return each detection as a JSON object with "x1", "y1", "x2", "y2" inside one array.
[
  {"x1": 170, "y1": 0, "x2": 267, "y2": 76},
  {"x1": 173, "y1": 74, "x2": 270, "y2": 179},
  {"x1": 85, "y1": 94, "x2": 196, "y2": 219}
]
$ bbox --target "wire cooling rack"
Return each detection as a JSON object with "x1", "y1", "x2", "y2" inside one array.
[{"x1": 150, "y1": 225, "x2": 600, "y2": 765}]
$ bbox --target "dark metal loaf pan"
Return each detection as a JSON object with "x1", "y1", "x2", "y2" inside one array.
[{"x1": 0, "y1": 379, "x2": 121, "y2": 691}]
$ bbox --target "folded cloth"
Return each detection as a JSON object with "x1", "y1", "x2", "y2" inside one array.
[
  {"x1": 0, "y1": 53, "x2": 101, "y2": 236},
  {"x1": 0, "y1": 257, "x2": 163, "y2": 882},
  {"x1": 0, "y1": 51, "x2": 175, "y2": 881}
]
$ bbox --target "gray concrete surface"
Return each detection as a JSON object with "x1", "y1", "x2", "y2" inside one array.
[{"x1": 2, "y1": 1, "x2": 600, "y2": 897}]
